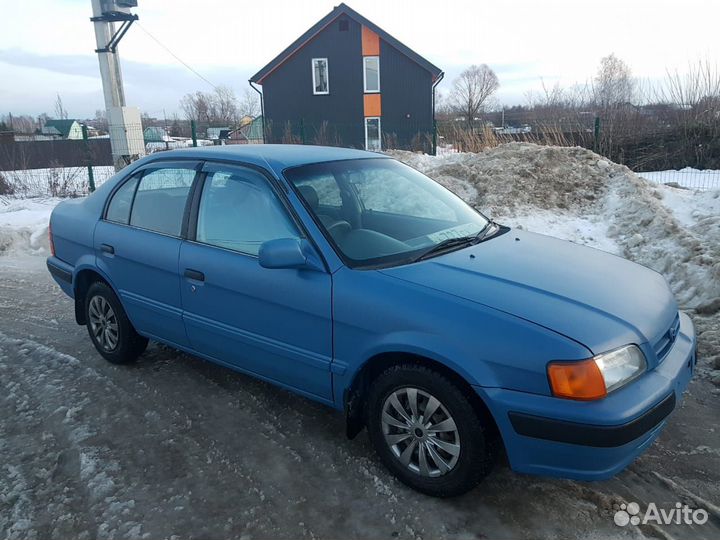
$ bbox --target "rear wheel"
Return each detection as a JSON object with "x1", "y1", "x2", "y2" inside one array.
[
  {"x1": 85, "y1": 281, "x2": 148, "y2": 364},
  {"x1": 366, "y1": 364, "x2": 493, "y2": 497}
]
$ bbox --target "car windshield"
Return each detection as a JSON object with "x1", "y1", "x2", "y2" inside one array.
[{"x1": 284, "y1": 158, "x2": 491, "y2": 268}]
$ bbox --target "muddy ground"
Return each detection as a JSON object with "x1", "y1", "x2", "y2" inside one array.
[{"x1": 1, "y1": 254, "x2": 718, "y2": 540}]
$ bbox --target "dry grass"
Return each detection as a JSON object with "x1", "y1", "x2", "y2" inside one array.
[
  {"x1": 0, "y1": 163, "x2": 89, "y2": 198},
  {"x1": 441, "y1": 123, "x2": 575, "y2": 153}
]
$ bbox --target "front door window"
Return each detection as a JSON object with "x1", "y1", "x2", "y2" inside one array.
[{"x1": 196, "y1": 165, "x2": 300, "y2": 256}]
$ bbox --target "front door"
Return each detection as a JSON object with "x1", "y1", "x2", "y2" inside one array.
[
  {"x1": 179, "y1": 162, "x2": 334, "y2": 401},
  {"x1": 94, "y1": 161, "x2": 199, "y2": 347}
]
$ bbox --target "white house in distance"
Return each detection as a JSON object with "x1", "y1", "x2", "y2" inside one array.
[{"x1": 41, "y1": 119, "x2": 83, "y2": 139}]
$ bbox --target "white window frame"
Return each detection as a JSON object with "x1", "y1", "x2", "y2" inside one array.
[
  {"x1": 312, "y1": 58, "x2": 329, "y2": 95},
  {"x1": 363, "y1": 56, "x2": 380, "y2": 93},
  {"x1": 364, "y1": 117, "x2": 382, "y2": 152}
]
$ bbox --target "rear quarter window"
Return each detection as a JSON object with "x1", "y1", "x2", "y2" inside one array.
[{"x1": 106, "y1": 176, "x2": 139, "y2": 224}]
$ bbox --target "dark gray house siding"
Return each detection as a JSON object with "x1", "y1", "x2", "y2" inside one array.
[
  {"x1": 251, "y1": 3, "x2": 442, "y2": 151},
  {"x1": 380, "y1": 40, "x2": 434, "y2": 152},
  {"x1": 262, "y1": 16, "x2": 365, "y2": 147}
]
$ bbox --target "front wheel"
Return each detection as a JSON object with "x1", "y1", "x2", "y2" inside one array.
[
  {"x1": 366, "y1": 364, "x2": 494, "y2": 497},
  {"x1": 85, "y1": 281, "x2": 148, "y2": 364}
]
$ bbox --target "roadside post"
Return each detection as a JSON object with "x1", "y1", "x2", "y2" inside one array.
[{"x1": 81, "y1": 123, "x2": 96, "y2": 193}]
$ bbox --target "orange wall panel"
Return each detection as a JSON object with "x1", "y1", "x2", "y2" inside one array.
[
  {"x1": 361, "y1": 26, "x2": 380, "y2": 56},
  {"x1": 364, "y1": 94, "x2": 382, "y2": 117}
]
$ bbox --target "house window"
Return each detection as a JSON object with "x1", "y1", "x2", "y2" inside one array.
[
  {"x1": 312, "y1": 58, "x2": 329, "y2": 95},
  {"x1": 363, "y1": 56, "x2": 380, "y2": 93},
  {"x1": 365, "y1": 117, "x2": 381, "y2": 151}
]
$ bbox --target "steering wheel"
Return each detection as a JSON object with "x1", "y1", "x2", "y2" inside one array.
[{"x1": 326, "y1": 220, "x2": 352, "y2": 239}]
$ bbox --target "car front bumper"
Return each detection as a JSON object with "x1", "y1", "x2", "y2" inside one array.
[{"x1": 475, "y1": 311, "x2": 696, "y2": 481}]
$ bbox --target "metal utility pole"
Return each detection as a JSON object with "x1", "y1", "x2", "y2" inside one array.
[
  {"x1": 90, "y1": 0, "x2": 144, "y2": 171},
  {"x1": 90, "y1": 0, "x2": 128, "y2": 110}
]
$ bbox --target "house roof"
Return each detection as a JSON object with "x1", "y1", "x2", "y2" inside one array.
[
  {"x1": 144, "y1": 126, "x2": 170, "y2": 142},
  {"x1": 43, "y1": 119, "x2": 79, "y2": 137},
  {"x1": 207, "y1": 127, "x2": 232, "y2": 140},
  {"x1": 250, "y1": 3, "x2": 442, "y2": 84}
]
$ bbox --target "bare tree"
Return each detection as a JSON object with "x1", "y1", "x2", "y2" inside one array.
[
  {"x1": 594, "y1": 54, "x2": 635, "y2": 109},
  {"x1": 180, "y1": 91, "x2": 212, "y2": 124},
  {"x1": 661, "y1": 59, "x2": 720, "y2": 112},
  {"x1": 2, "y1": 114, "x2": 35, "y2": 134},
  {"x1": 238, "y1": 88, "x2": 260, "y2": 118},
  {"x1": 433, "y1": 89, "x2": 453, "y2": 121},
  {"x1": 179, "y1": 86, "x2": 241, "y2": 126},
  {"x1": 37, "y1": 113, "x2": 51, "y2": 130},
  {"x1": 211, "y1": 86, "x2": 240, "y2": 125},
  {"x1": 93, "y1": 109, "x2": 108, "y2": 133},
  {"x1": 54, "y1": 93, "x2": 69, "y2": 119},
  {"x1": 449, "y1": 64, "x2": 499, "y2": 131}
]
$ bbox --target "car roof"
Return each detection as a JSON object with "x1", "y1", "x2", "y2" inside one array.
[{"x1": 148, "y1": 144, "x2": 389, "y2": 175}]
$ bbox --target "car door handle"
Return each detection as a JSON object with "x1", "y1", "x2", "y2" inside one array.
[
  {"x1": 100, "y1": 243, "x2": 114, "y2": 255},
  {"x1": 184, "y1": 269, "x2": 205, "y2": 282}
]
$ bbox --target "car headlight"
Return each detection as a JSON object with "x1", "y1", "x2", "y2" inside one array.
[
  {"x1": 593, "y1": 345, "x2": 647, "y2": 393},
  {"x1": 548, "y1": 345, "x2": 647, "y2": 400}
]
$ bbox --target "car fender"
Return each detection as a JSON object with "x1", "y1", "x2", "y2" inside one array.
[
  {"x1": 71, "y1": 256, "x2": 130, "y2": 324},
  {"x1": 352, "y1": 330, "x2": 495, "y2": 388}
]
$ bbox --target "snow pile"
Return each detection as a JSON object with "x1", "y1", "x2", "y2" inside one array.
[
  {"x1": 0, "y1": 197, "x2": 58, "y2": 255},
  {"x1": 391, "y1": 143, "x2": 720, "y2": 312}
]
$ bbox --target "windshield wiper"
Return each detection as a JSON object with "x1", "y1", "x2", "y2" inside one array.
[
  {"x1": 412, "y1": 221, "x2": 499, "y2": 263},
  {"x1": 474, "y1": 220, "x2": 499, "y2": 243}
]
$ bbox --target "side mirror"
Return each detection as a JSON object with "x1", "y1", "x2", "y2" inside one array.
[{"x1": 258, "y1": 238, "x2": 323, "y2": 271}]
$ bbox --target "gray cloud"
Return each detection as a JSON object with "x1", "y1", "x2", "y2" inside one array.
[{"x1": 0, "y1": 48, "x2": 258, "y2": 117}]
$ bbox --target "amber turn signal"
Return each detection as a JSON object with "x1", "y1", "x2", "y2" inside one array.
[{"x1": 548, "y1": 359, "x2": 607, "y2": 400}]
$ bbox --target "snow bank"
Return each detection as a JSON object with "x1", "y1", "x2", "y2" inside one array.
[
  {"x1": 391, "y1": 143, "x2": 720, "y2": 311},
  {"x1": 0, "y1": 197, "x2": 59, "y2": 255}
]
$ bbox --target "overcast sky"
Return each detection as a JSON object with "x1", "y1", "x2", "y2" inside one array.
[{"x1": 1, "y1": 0, "x2": 718, "y2": 119}]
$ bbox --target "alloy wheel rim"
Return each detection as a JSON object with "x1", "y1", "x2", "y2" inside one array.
[
  {"x1": 381, "y1": 387, "x2": 460, "y2": 477},
  {"x1": 88, "y1": 295, "x2": 119, "y2": 352}
]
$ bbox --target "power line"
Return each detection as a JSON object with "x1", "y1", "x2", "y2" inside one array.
[{"x1": 135, "y1": 22, "x2": 218, "y2": 91}]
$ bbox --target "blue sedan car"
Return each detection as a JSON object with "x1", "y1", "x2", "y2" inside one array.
[{"x1": 47, "y1": 145, "x2": 696, "y2": 496}]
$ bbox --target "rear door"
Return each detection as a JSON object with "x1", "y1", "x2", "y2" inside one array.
[
  {"x1": 178, "y1": 162, "x2": 334, "y2": 401},
  {"x1": 94, "y1": 161, "x2": 200, "y2": 347}
]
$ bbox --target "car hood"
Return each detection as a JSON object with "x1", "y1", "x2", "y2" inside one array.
[{"x1": 380, "y1": 229, "x2": 677, "y2": 358}]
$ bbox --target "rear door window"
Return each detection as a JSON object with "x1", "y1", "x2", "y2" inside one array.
[{"x1": 130, "y1": 167, "x2": 196, "y2": 236}]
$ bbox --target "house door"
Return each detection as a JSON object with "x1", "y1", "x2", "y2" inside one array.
[{"x1": 365, "y1": 117, "x2": 381, "y2": 151}]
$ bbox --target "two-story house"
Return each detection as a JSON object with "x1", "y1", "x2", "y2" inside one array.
[{"x1": 249, "y1": 3, "x2": 443, "y2": 152}]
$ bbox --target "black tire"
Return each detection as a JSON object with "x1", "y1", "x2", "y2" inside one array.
[
  {"x1": 366, "y1": 364, "x2": 493, "y2": 497},
  {"x1": 85, "y1": 281, "x2": 148, "y2": 364}
]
